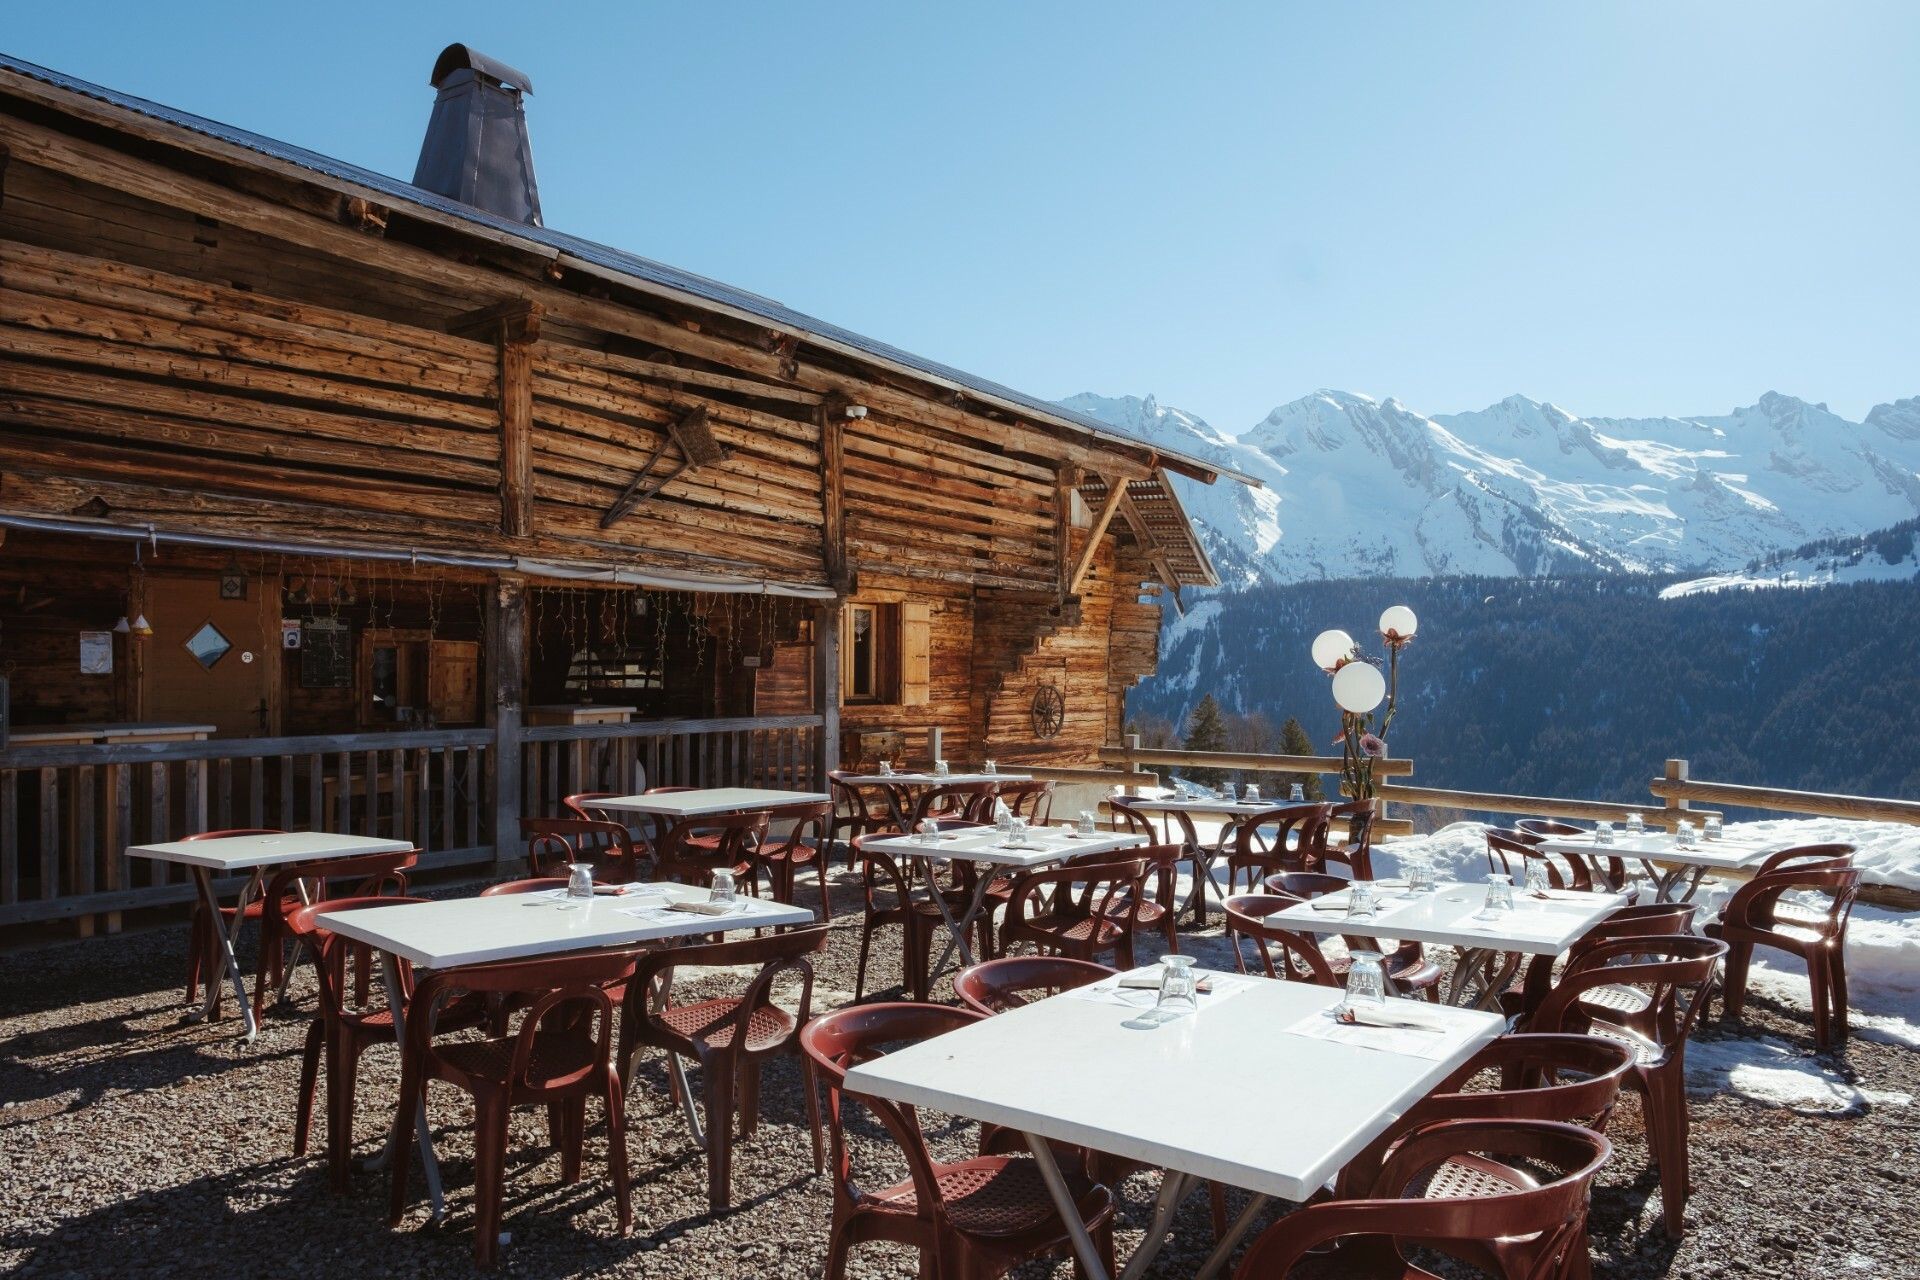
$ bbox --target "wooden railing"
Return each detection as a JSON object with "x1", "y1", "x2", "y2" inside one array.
[
  {"x1": 0, "y1": 728, "x2": 493, "y2": 928},
  {"x1": 518, "y1": 715, "x2": 825, "y2": 821}
]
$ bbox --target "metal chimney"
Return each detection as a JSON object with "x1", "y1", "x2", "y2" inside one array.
[{"x1": 413, "y1": 44, "x2": 542, "y2": 226}]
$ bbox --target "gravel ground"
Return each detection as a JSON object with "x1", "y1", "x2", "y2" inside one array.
[{"x1": 2, "y1": 868, "x2": 1915, "y2": 1279}]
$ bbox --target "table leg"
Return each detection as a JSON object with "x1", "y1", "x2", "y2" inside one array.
[
  {"x1": 1023, "y1": 1133, "x2": 1108, "y2": 1280},
  {"x1": 665, "y1": 1052, "x2": 707, "y2": 1149},
  {"x1": 924, "y1": 863, "x2": 992, "y2": 987},
  {"x1": 1448, "y1": 946, "x2": 1522, "y2": 1011},
  {"x1": 373, "y1": 951, "x2": 445, "y2": 1220},
  {"x1": 188, "y1": 866, "x2": 258, "y2": 1040},
  {"x1": 1118, "y1": 1170, "x2": 1195, "y2": 1280},
  {"x1": 1193, "y1": 1191, "x2": 1272, "y2": 1280}
]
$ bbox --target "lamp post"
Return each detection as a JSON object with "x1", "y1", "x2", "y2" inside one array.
[{"x1": 1311, "y1": 607, "x2": 1417, "y2": 807}]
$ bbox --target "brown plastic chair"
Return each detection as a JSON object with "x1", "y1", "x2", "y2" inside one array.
[
  {"x1": 1263, "y1": 871, "x2": 1443, "y2": 1001},
  {"x1": 1321, "y1": 799, "x2": 1377, "y2": 879},
  {"x1": 1486, "y1": 829, "x2": 1593, "y2": 892},
  {"x1": 285, "y1": 896, "x2": 486, "y2": 1193},
  {"x1": 1234, "y1": 1118, "x2": 1612, "y2": 1280},
  {"x1": 852, "y1": 837, "x2": 969, "y2": 1002},
  {"x1": 1225, "y1": 803, "x2": 1332, "y2": 894},
  {"x1": 1518, "y1": 817, "x2": 1629, "y2": 892},
  {"x1": 1110, "y1": 798, "x2": 1218, "y2": 925},
  {"x1": 750, "y1": 800, "x2": 835, "y2": 922},
  {"x1": 1504, "y1": 901, "x2": 1698, "y2": 1024},
  {"x1": 995, "y1": 779, "x2": 1056, "y2": 824},
  {"x1": 619, "y1": 924, "x2": 830, "y2": 1210},
  {"x1": 253, "y1": 847, "x2": 416, "y2": 1020},
  {"x1": 181, "y1": 828, "x2": 288, "y2": 1010},
  {"x1": 904, "y1": 780, "x2": 1001, "y2": 831},
  {"x1": 653, "y1": 808, "x2": 770, "y2": 894},
  {"x1": 829, "y1": 770, "x2": 898, "y2": 869},
  {"x1": 1706, "y1": 843, "x2": 1859, "y2": 1051},
  {"x1": 998, "y1": 858, "x2": 1149, "y2": 970},
  {"x1": 1333, "y1": 1033, "x2": 1634, "y2": 1205},
  {"x1": 562, "y1": 791, "x2": 625, "y2": 823},
  {"x1": 1527, "y1": 934, "x2": 1728, "y2": 1236},
  {"x1": 479, "y1": 877, "x2": 570, "y2": 897},
  {"x1": 1221, "y1": 893, "x2": 1341, "y2": 986},
  {"x1": 520, "y1": 816, "x2": 642, "y2": 883},
  {"x1": 953, "y1": 955, "x2": 1116, "y2": 1016},
  {"x1": 800, "y1": 1002, "x2": 1117, "y2": 1280},
  {"x1": 389, "y1": 947, "x2": 639, "y2": 1266}
]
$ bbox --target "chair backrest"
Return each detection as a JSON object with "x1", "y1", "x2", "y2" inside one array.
[
  {"x1": 827, "y1": 771, "x2": 889, "y2": 828},
  {"x1": 953, "y1": 956, "x2": 1116, "y2": 1015},
  {"x1": 1106, "y1": 797, "x2": 1156, "y2": 839},
  {"x1": 183, "y1": 828, "x2": 284, "y2": 840},
  {"x1": 1516, "y1": 900, "x2": 1698, "y2": 1011},
  {"x1": 1004, "y1": 858, "x2": 1148, "y2": 932},
  {"x1": 1333, "y1": 1032, "x2": 1633, "y2": 1200},
  {"x1": 1486, "y1": 829, "x2": 1592, "y2": 891},
  {"x1": 755, "y1": 801, "x2": 834, "y2": 861},
  {"x1": 287, "y1": 894, "x2": 427, "y2": 1020},
  {"x1": 1515, "y1": 818, "x2": 1584, "y2": 840},
  {"x1": 1530, "y1": 935, "x2": 1729, "y2": 1053},
  {"x1": 654, "y1": 808, "x2": 771, "y2": 875},
  {"x1": 905, "y1": 781, "x2": 1000, "y2": 829},
  {"x1": 995, "y1": 780, "x2": 1056, "y2": 824},
  {"x1": 1232, "y1": 803, "x2": 1333, "y2": 870},
  {"x1": 629, "y1": 924, "x2": 830, "y2": 1028},
  {"x1": 1221, "y1": 893, "x2": 1341, "y2": 986},
  {"x1": 1237, "y1": 1119, "x2": 1612, "y2": 1279},
  {"x1": 412, "y1": 948, "x2": 638, "y2": 1094},
  {"x1": 1262, "y1": 870, "x2": 1347, "y2": 900},
  {"x1": 1724, "y1": 844, "x2": 1860, "y2": 936},
  {"x1": 563, "y1": 792, "x2": 627, "y2": 823},
  {"x1": 480, "y1": 877, "x2": 568, "y2": 897},
  {"x1": 520, "y1": 816, "x2": 640, "y2": 879},
  {"x1": 265, "y1": 847, "x2": 415, "y2": 905},
  {"x1": 800, "y1": 1003, "x2": 984, "y2": 1218}
]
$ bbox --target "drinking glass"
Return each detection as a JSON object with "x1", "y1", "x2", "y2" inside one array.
[
  {"x1": 1524, "y1": 859, "x2": 1550, "y2": 897},
  {"x1": 1338, "y1": 949, "x2": 1388, "y2": 1015},
  {"x1": 934, "y1": 759, "x2": 950, "y2": 778},
  {"x1": 1624, "y1": 812, "x2": 1645, "y2": 838},
  {"x1": 1223, "y1": 782, "x2": 1239, "y2": 803},
  {"x1": 709, "y1": 867, "x2": 736, "y2": 905},
  {"x1": 1593, "y1": 820, "x2": 1615, "y2": 846},
  {"x1": 1156, "y1": 954, "x2": 1200, "y2": 1017},
  {"x1": 1346, "y1": 879, "x2": 1377, "y2": 919},
  {"x1": 566, "y1": 863, "x2": 595, "y2": 900},
  {"x1": 1245, "y1": 784, "x2": 1261, "y2": 802},
  {"x1": 1078, "y1": 809, "x2": 1098, "y2": 837},
  {"x1": 1475, "y1": 873, "x2": 1514, "y2": 918},
  {"x1": 917, "y1": 819, "x2": 941, "y2": 845},
  {"x1": 1406, "y1": 857, "x2": 1436, "y2": 895},
  {"x1": 1009, "y1": 816, "x2": 1030, "y2": 845},
  {"x1": 1704, "y1": 814, "x2": 1723, "y2": 842},
  {"x1": 1289, "y1": 783, "x2": 1306, "y2": 803},
  {"x1": 1675, "y1": 820, "x2": 1697, "y2": 848},
  {"x1": 983, "y1": 759, "x2": 997, "y2": 775},
  {"x1": 878, "y1": 759, "x2": 893, "y2": 777},
  {"x1": 994, "y1": 803, "x2": 1015, "y2": 837}
]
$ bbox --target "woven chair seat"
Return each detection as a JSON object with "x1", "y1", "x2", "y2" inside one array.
[
  {"x1": 655, "y1": 998, "x2": 797, "y2": 1052},
  {"x1": 1589, "y1": 1020, "x2": 1665, "y2": 1067},
  {"x1": 434, "y1": 1030, "x2": 598, "y2": 1083},
  {"x1": 875, "y1": 1157, "x2": 1067, "y2": 1237},
  {"x1": 1577, "y1": 982, "x2": 1652, "y2": 1016}
]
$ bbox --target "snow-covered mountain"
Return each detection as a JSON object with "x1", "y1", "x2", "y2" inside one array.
[
  {"x1": 1660, "y1": 517, "x2": 1920, "y2": 598},
  {"x1": 1061, "y1": 390, "x2": 1920, "y2": 585}
]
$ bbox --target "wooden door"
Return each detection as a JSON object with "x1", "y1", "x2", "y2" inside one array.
[{"x1": 142, "y1": 574, "x2": 274, "y2": 738}]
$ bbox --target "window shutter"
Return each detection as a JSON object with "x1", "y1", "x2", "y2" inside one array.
[{"x1": 900, "y1": 602, "x2": 931, "y2": 706}]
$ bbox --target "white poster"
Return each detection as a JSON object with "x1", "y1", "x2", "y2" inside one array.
[{"x1": 80, "y1": 630, "x2": 114, "y2": 675}]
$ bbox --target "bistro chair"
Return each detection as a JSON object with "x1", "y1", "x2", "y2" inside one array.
[
  {"x1": 749, "y1": 800, "x2": 836, "y2": 922},
  {"x1": 994, "y1": 779, "x2": 1056, "y2": 825},
  {"x1": 562, "y1": 791, "x2": 626, "y2": 824},
  {"x1": 1321, "y1": 799, "x2": 1377, "y2": 879},
  {"x1": 653, "y1": 809, "x2": 770, "y2": 895},
  {"x1": 181, "y1": 828, "x2": 288, "y2": 1011},
  {"x1": 1486, "y1": 828, "x2": 1593, "y2": 892},
  {"x1": 520, "y1": 816, "x2": 643, "y2": 883},
  {"x1": 828, "y1": 770, "x2": 898, "y2": 869},
  {"x1": 1333, "y1": 1033, "x2": 1634, "y2": 1204},
  {"x1": 480, "y1": 877, "x2": 569, "y2": 896},
  {"x1": 1221, "y1": 893, "x2": 1342, "y2": 987},
  {"x1": 285, "y1": 896, "x2": 486, "y2": 1194},
  {"x1": 904, "y1": 780, "x2": 1001, "y2": 831},
  {"x1": 1706, "y1": 843, "x2": 1859, "y2": 1051},
  {"x1": 1110, "y1": 798, "x2": 1217, "y2": 925},
  {"x1": 1263, "y1": 871, "x2": 1443, "y2": 1001},
  {"x1": 1526, "y1": 934, "x2": 1728, "y2": 1236},
  {"x1": 253, "y1": 847, "x2": 415, "y2": 1021},
  {"x1": 1504, "y1": 901, "x2": 1698, "y2": 1025},
  {"x1": 1235, "y1": 1119, "x2": 1612, "y2": 1280},
  {"x1": 800, "y1": 1002, "x2": 1117, "y2": 1280},
  {"x1": 389, "y1": 947, "x2": 639, "y2": 1267},
  {"x1": 998, "y1": 858, "x2": 1149, "y2": 970},
  {"x1": 1224, "y1": 803, "x2": 1333, "y2": 894},
  {"x1": 619, "y1": 924, "x2": 830, "y2": 1211},
  {"x1": 852, "y1": 836, "x2": 970, "y2": 1002},
  {"x1": 1518, "y1": 816, "x2": 1629, "y2": 892},
  {"x1": 953, "y1": 955, "x2": 1116, "y2": 1016}
]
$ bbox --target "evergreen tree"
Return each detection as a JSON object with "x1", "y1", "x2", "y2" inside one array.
[
  {"x1": 1183, "y1": 693, "x2": 1229, "y2": 787},
  {"x1": 1279, "y1": 716, "x2": 1324, "y2": 800}
]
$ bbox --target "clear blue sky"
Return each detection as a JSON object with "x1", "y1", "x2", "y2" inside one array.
[{"x1": 7, "y1": 3, "x2": 1915, "y2": 428}]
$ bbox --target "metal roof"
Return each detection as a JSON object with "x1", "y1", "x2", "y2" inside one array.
[{"x1": 0, "y1": 50, "x2": 1258, "y2": 490}]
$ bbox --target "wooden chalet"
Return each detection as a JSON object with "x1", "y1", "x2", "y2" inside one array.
[{"x1": 0, "y1": 47, "x2": 1252, "y2": 929}]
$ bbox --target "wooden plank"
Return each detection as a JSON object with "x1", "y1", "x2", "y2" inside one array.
[
  {"x1": 1, "y1": 769, "x2": 16, "y2": 904},
  {"x1": 107, "y1": 762, "x2": 130, "y2": 933},
  {"x1": 1647, "y1": 775, "x2": 1920, "y2": 825},
  {"x1": 500, "y1": 339, "x2": 534, "y2": 537},
  {"x1": 1379, "y1": 783, "x2": 1686, "y2": 827},
  {"x1": 1096, "y1": 746, "x2": 1415, "y2": 778},
  {"x1": 215, "y1": 757, "x2": 234, "y2": 830},
  {"x1": 73, "y1": 767, "x2": 95, "y2": 935},
  {"x1": 488, "y1": 577, "x2": 526, "y2": 870},
  {"x1": 38, "y1": 768, "x2": 58, "y2": 898},
  {"x1": 820, "y1": 398, "x2": 847, "y2": 589},
  {"x1": 334, "y1": 751, "x2": 351, "y2": 832},
  {"x1": 148, "y1": 763, "x2": 169, "y2": 874},
  {"x1": 278, "y1": 756, "x2": 294, "y2": 830},
  {"x1": 1067, "y1": 478, "x2": 1125, "y2": 596}
]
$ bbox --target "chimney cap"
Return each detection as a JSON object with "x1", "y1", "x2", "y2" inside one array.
[{"x1": 429, "y1": 43, "x2": 534, "y2": 95}]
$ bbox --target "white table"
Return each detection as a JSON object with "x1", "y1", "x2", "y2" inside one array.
[
  {"x1": 836, "y1": 772, "x2": 1034, "y2": 831},
  {"x1": 126, "y1": 831, "x2": 412, "y2": 1040},
  {"x1": 318, "y1": 883, "x2": 812, "y2": 1218},
  {"x1": 1270, "y1": 882, "x2": 1627, "y2": 1010},
  {"x1": 1534, "y1": 833, "x2": 1781, "y2": 902},
  {"x1": 844, "y1": 968, "x2": 1503, "y2": 1279},
  {"x1": 587, "y1": 786, "x2": 830, "y2": 819},
  {"x1": 861, "y1": 827, "x2": 1148, "y2": 986},
  {"x1": 1116, "y1": 796, "x2": 1303, "y2": 923}
]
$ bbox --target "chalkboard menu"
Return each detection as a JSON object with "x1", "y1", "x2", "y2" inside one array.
[{"x1": 299, "y1": 617, "x2": 352, "y2": 689}]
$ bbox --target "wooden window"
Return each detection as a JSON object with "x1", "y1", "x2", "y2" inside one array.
[{"x1": 843, "y1": 601, "x2": 914, "y2": 705}]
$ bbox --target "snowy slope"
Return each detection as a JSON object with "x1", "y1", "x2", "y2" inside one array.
[
  {"x1": 1660, "y1": 518, "x2": 1920, "y2": 598},
  {"x1": 1064, "y1": 389, "x2": 1920, "y2": 583}
]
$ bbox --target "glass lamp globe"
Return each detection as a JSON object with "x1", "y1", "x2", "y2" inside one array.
[
  {"x1": 1310, "y1": 629, "x2": 1356, "y2": 671},
  {"x1": 1331, "y1": 660, "x2": 1387, "y2": 713},
  {"x1": 1379, "y1": 605, "x2": 1418, "y2": 641}
]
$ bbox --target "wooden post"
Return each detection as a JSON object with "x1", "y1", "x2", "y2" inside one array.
[
  {"x1": 928, "y1": 726, "x2": 944, "y2": 768},
  {"x1": 819, "y1": 396, "x2": 850, "y2": 593},
  {"x1": 449, "y1": 301, "x2": 542, "y2": 539},
  {"x1": 1126, "y1": 732, "x2": 1143, "y2": 795},
  {"x1": 486, "y1": 576, "x2": 526, "y2": 870},
  {"x1": 813, "y1": 602, "x2": 841, "y2": 785},
  {"x1": 1660, "y1": 758, "x2": 1690, "y2": 832},
  {"x1": 1055, "y1": 465, "x2": 1080, "y2": 604}
]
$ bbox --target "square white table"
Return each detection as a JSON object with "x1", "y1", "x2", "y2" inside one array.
[
  {"x1": 861, "y1": 827, "x2": 1148, "y2": 985},
  {"x1": 587, "y1": 786, "x2": 830, "y2": 819},
  {"x1": 844, "y1": 968, "x2": 1503, "y2": 1279},
  {"x1": 318, "y1": 883, "x2": 812, "y2": 1218},
  {"x1": 836, "y1": 772, "x2": 1035, "y2": 832},
  {"x1": 126, "y1": 831, "x2": 413, "y2": 1040},
  {"x1": 1534, "y1": 833, "x2": 1781, "y2": 901},
  {"x1": 1270, "y1": 882, "x2": 1627, "y2": 1009},
  {"x1": 1116, "y1": 795, "x2": 1306, "y2": 923}
]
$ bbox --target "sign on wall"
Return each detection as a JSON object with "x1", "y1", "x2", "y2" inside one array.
[
  {"x1": 299, "y1": 617, "x2": 351, "y2": 689},
  {"x1": 79, "y1": 630, "x2": 114, "y2": 675}
]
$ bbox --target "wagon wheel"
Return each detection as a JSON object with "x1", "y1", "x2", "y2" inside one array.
[{"x1": 1030, "y1": 685, "x2": 1065, "y2": 739}]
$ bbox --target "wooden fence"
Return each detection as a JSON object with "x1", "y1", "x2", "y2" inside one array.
[{"x1": 518, "y1": 715, "x2": 825, "y2": 821}]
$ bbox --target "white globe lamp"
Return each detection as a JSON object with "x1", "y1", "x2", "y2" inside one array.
[
  {"x1": 1379, "y1": 605, "x2": 1418, "y2": 644},
  {"x1": 1310, "y1": 629, "x2": 1356, "y2": 671},
  {"x1": 1331, "y1": 660, "x2": 1387, "y2": 714}
]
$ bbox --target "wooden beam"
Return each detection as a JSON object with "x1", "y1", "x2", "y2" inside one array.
[
  {"x1": 1067, "y1": 479, "x2": 1125, "y2": 595},
  {"x1": 813, "y1": 601, "x2": 841, "y2": 780},
  {"x1": 485, "y1": 576, "x2": 526, "y2": 870},
  {"x1": 819, "y1": 395, "x2": 849, "y2": 592},
  {"x1": 447, "y1": 299, "x2": 543, "y2": 343},
  {"x1": 1055, "y1": 464, "x2": 1080, "y2": 602},
  {"x1": 499, "y1": 338, "x2": 533, "y2": 537}
]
